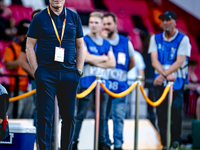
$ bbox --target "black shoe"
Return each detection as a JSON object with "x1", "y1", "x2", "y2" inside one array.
[
  {"x1": 99, "y1": 143, "x2": 111, "y2": 150},
  {"x1": 114, "y1": 148, "x2": 122, "y2": 150},
  {"x1": 72, "y1": 141, "x2": 78, "y2": 150}
]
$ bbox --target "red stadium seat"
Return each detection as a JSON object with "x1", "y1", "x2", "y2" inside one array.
[
  {"x1": 104, "y1": 0, "x2": 149, "y2": 16},
  {"x1": 128, "y1": 32, "x2": 142, "y2": 51},
  {"x1": 116, "y1": 14, "x2": 135, "y2": 32},
  {"x1": 176, "y1": 19, "x2": 189, "y2": 34},
  {"x1": 8, "y1": 5, "x2": 33, "y2": 25},
  {"x1": 0, "y1": 41, "x2": 12, "y2": 62},
  {"x1": 189, "y1": 35, "x2": 199, "y2": 54},
  {"x1": 65, "y1": 0, "x2": 95, "y2": 12}
]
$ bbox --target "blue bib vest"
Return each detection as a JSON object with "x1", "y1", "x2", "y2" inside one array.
[
  {"x1": 80, "y1": 35, "x2": 110, "y2": 90},
  {"x1": 155, "y1": 32, "x2": 189, "y2": 90},
  {"x1": 108, "y1": 35, "x2": 129, "y2": 93}
]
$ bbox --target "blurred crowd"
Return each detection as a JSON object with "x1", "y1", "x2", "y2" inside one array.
[{"x1": 0, "y1": 0, "x2": 200, "y2": 149}]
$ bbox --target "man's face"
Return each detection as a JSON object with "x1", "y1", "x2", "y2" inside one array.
[
  {"x1": 89, "y1": 17, "x2": 102, "y2": 34},
  {"x1": 102, "y1": 16, "x2": 117, "y2": 38},
  {"x1": 161, "y1": 18, "x2": 176, "y2": 33},
  {"x1": 49, "y1": 0, "x2": 65, "y2": 9}
]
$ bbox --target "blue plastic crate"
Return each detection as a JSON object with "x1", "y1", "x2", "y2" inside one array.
[{"x1": 0, "y1": 122, "x2": 36, "y2": 150}]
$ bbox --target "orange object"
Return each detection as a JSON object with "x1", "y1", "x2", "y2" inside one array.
[
  {"x1": 100, "y1": 82, "x2": 137, "y2": 98},
  {"x1": 77, "y1": 81, "x2": 97, "y2": 99},
  {"x1": 9, "y1": 81, "x2": 97, "y2": 102},
  {"x1": 4, "y1": 42, "x2": 28, "y2": 92},
  {"x1": 9, "y1": 89, "x2": 36, "y2": 102},
  {"x1": 152, "y1": 8, "x2": 163, "y2": 26},
  {"x1": 140, "y1": 85, "x2": 171, "y2": 107}
]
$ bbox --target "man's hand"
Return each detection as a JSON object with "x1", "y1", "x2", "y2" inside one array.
[
  {"x1": 154, "y1": 74, "x2": 165, "y2": 86},
  {"x1": 101, "y1": 54, "x2": 109, "y2": 62},
  {"x1": 166, "y1": 74, "x2": 176, "y2": 82}
]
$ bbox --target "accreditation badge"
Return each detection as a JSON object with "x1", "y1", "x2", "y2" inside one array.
[
  {"x1": 54, "y1": 47, "x2": 65, "y2": 62},
  {"x1": 117, "y1": 52, "x2": 126, "y2": 65}
]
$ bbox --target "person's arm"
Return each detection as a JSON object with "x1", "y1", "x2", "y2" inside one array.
[
  {"x1": 95, "y1": 51, "x2": 116, "y2": 68},
  {"x1": 76, "y1": 37, "x2": 85, "y2": 72},
  {"x1": 150, "y1": 51, "x2": 166, "y2": 77},
  {"x1": 26, "y1": 37, "x2": 38, "y2": 74},
  {"x1": 4, "y1": 60, "x2": 19, "y2": 70},
  {"x1": 18, "y1": 51, "x2": 34, "y2": 78},
  {"x1": 85, "y1": 49, "x2": 109, "y2": 65},
  {"x1": 165, "y1": 55, "x2": 186, "y2": 79},
  {"x1": 128, "y1": 56, "x2": 135, "y2": 71}
]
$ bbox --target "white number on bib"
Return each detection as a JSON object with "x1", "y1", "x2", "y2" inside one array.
[{"x1": 108, "y1": 81, "x2": 118, "y2": 91}]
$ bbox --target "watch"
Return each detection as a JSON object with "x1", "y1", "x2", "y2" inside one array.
[{"x1": 78, "y1": 70, "x2": 83, "y2": 77}]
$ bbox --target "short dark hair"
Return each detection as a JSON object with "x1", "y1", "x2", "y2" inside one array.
[
  {"x1": 16, "y1": 19, "x2": 31, "y2": 35},
  {"x1": 31, "y1": 9, "x2": 41, "y2": 19},
  {"x1": 103, "y1": 13, "x2": 117, "y2": 23}
]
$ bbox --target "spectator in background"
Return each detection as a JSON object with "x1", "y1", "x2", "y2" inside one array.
[
  {"x1": 102, "y1": 13, "x2": 135, "y2": 150},
  {"x1": 72, "y1": 12, "x2": 115, "y2": 150},
  {"x1": 126, "y1": 50, "x2": 145, "y2": 119},
  {"x1": 4, "y1": 19, "x2": 34, "y2": 119},
  {"x1": 186, "y1": 59, "x2": 200, "y2": 120},
  {"x1": 19, "y1": 10, "x2": 42, "y2": 79},
  {"x1": 0, "y1": 0, "x2": 15, "y2": 40},
  {"x1": 148, "y1": 11, "x2": 191, "y2": 149}
]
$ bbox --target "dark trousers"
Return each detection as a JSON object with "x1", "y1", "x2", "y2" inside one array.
[
  {"x1": 35, "y1": 67, "x2": 80, "y2": 150},
  {"x1": 155, "y1": 86, "x2": 183, "y2": 146},
  {"x1": 0, "y1": 94, "x2": 9, "y2": 119},
  {"x1": 147, "y1": 87, "x2": 157, "y2": 128},
  {"x1": 73, "y1": 87, "x2": 109, "y2": 143}
]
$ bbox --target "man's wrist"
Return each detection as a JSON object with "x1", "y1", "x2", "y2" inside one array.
[{"x1": 161, "y1": 73, "x2": 166, "y2": 78}]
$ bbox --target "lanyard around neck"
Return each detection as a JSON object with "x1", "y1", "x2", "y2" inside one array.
[{"x1": 47, "y1": 6, "x2": 66, "y2": 47}]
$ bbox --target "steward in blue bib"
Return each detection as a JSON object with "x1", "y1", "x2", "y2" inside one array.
[
  {"x1": 108, "y1": 35, "x2": 129, "y2": 93},
  {"x1": 81, "y1": 35, "x2": 111, "y2": 90},
  {"x1": 155, "y1": 32, "x2": 189, "y2": 90}
]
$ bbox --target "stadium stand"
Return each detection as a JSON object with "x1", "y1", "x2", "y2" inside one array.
[{"x1": 8, "y1": 5, "x2": 32, "y2": 25}]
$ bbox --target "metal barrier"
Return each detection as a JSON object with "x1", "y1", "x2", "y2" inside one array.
[{"x1": 7, "y1": 76, "x2": 174, "y2": 150}]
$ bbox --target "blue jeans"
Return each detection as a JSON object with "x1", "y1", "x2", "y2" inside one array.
[
  {"x1": 35, "y1": 67, "x2": 80, "y2": 150},
  {"x1": 73, "y1": 86, "x2": 109, "y2": 143},
  {"x1": 155, "y1": 86, "x2": 184, "y2": 146},
  {"x1": 105, "y1": 96, "x2": 127, "y2": 148}
]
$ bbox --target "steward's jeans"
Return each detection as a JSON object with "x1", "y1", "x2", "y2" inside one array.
[
  {"x1": 73, "y1": 86, "x2": 109, "y2": 143},
  {"x1": 105, "y1": 96, "x2": 127, "y2": 148},
  {"x1": 35, "y1": 67, "x2": 80, "y2": 150},
  {"x1": 155, "y1": 86, "x2": 184, "y2": 146}
]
